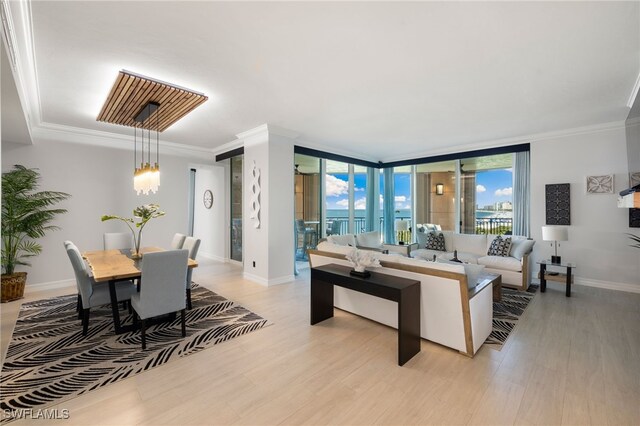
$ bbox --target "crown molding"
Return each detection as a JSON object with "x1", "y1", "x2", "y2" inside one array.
[
  {"x1": 293, "y1": 139, "x2": 380, "y2": 164},
  {"x1": 382, "y1": 120, "x2": 626, "y2": 163},
  {"x1": 31, "y1": 121, "x2": 214, "y2": 160},
  {"x1": 211, "y1": 139, "x2": 244, "y2": 157}
]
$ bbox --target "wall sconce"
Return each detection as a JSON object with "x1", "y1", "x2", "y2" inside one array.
[{"x1": 435, "y1": 183, "x2": 444, "y2": 195}]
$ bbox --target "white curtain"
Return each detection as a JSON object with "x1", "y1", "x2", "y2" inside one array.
[{"x1": 512, "y1": 150, "x2": 530, "y2": 237}]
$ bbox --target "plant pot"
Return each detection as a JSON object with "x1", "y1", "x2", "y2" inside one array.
[{"x1": 1, "y1": 272, "x2": 27, "y2": 303}]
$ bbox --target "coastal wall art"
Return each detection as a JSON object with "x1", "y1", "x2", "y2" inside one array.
[
  {"x1": 545, "y1": 183, "x2": 571, "y2": 225},
  {"x1": 586, "y1": 174, "x2": 614, "y2": 194},
  {"x1": 630, "y1": 209, "x2": 640, "y2": 228}
]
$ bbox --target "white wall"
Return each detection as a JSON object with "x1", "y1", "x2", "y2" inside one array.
[
  {"x1": 190, "y1": 163, "x2": 227, "y2": 261},
  {"x1": 1, "y1": 140, "x2": 210, "y2": 286},
  {"x1": 530, "y1": 125, "x2": 640, "y2": 291}
]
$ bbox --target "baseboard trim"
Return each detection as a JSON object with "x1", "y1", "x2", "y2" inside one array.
[
  {"x1": 198, "y1": 251, "x2": 227, "y2": 262},
  {"x1": 242, "y1": 272, "x2": 295, "y2": 286},
  {"x1": 25, "y1": 279, "x2": 75, "y2": 294},
  {"x1": 534, "y1": 277, "x2": 640, "y2": 294}
]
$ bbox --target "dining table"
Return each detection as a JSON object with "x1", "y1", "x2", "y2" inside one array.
[{"x1": 83, "y1": 246, "x2": 198, "y2": 334}]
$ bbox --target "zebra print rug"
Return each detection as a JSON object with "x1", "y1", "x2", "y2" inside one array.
[
  {"x1": 0, "y1": 285, "x2": 270, "y2": 422},
  {"x1": 484, "y1": 284, "x2": 538, "y2": 349}
]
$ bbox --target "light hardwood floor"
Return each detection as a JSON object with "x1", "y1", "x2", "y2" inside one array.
[{"x1": 1, "y1": 259, "x2": 639, "y2": 425}]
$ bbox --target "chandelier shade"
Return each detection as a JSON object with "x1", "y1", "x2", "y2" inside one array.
[{"x1": 97, "y1": 70, "x2": 207, "y2": 195}]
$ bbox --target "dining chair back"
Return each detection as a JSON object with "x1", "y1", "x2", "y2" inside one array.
[
  {"x1": 65, "y1": 242, "x2": 136, "y2": 335},
  {"x1": 131, "y1": 250, "x2": 189, "y2": 349},
  {"x1": 103, "y1": 232, "x2": 134, "y2": 250},
  {"x1": 171, "y1": 233, "x2": 186, "y2": 250},
  {"x1": 182, "y1": 237, "x2": 201, "y2": 309}
]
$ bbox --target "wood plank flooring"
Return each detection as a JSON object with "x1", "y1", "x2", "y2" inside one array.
[{"x1": 1, "y1": 259, "x2": 639, "y2": 425}]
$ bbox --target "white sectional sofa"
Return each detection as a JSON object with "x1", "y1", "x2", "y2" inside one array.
[
  {"x1": 411, "y1": 231, "x2": 534, "y2": 291},
  {"x1": 308, "y1": 242, "x2": 495, "y2": 357}
]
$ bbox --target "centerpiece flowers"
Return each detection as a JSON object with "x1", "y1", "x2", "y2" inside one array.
[
  {"x1": 346, "y1": 248, "x2": 381, "y2": 278},
  {"x1": 101, "y1": 204, "x2": 165, "y2": 259}
]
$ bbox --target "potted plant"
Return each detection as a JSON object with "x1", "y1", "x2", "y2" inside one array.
[
  {"x1": 101, "y1": 204, "x2": 165, "y2": 258},
  {"x1": 1, "y1": 165, "x2": 70, "y2": 302}
]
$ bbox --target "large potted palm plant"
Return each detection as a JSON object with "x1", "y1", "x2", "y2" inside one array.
[{"x1": 1, "y1": 165, "x2": 70, "y2": 302}]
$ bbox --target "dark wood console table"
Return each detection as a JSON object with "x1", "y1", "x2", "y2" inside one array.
[{"x1": 310, "y1": 264, "x2": 421, "y2": 366}]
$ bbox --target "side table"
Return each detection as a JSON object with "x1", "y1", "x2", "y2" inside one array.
[{"x1": 537, "y1": 260, "x2": 575, "y2": 297}]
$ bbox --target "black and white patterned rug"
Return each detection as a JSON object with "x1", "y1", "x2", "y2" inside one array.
[
  {"x1": 485, "y1": 284, "x2": 538, "y2": 349},
  {"x1": 0, "y1": 285, "x2": 270, "y2": 422}
]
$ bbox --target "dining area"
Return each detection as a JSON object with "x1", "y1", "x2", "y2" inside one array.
[{"x1": 65, "y1": 231, "x2": 200, "y2": 349}]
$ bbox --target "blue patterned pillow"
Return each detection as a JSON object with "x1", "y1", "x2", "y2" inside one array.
[
  {"x1": 425, "y1": 232, "x2": 446, "y2": 251},
  {"x1": 487, "y1": 235, "x2": 512, "y2": 256}
]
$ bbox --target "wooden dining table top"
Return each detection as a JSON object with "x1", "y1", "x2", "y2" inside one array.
[{"x1": 83, "y1": 246, "x2": 198, "y2": 283}]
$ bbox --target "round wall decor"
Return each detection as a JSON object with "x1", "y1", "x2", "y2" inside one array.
[{"x1": 203, "y1": 190, "x2": 213, "y2": 209}]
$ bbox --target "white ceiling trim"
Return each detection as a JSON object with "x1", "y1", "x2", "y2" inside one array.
[
  {"x1": 1, "y1": 0, "x2": 40, "y2": 132},
  {"x1": 382, "y1": 120, "x2": 626, "y2": 164},
  {"x1": 32, "y1": 121, "x2": 215, "y2": 160}
]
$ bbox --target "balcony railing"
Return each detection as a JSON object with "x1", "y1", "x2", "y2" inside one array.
[{"x1": 475, "y1": 217, "x2": 513, "y2": 235}]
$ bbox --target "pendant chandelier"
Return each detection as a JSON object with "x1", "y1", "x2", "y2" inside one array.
[
  {"x1": 97, "y1": 70, "x2": 208, "y2": 195},
  {"x1": 133, "y1": 102, "x2": 161, "y2": 195}
]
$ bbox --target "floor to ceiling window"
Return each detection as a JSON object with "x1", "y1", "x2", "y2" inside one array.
[
  {"x1": 325, "y1": 160, "x2": 350, "y2": 236},
  {"x1": 294, "y1": 154, "x2": 322, "y2": 261}
]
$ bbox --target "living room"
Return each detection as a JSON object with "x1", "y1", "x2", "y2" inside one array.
[{"x1": 1, "y1": 1, "x2": 639, "y2": 424}]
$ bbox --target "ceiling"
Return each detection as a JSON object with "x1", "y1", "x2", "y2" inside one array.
[{"x1": 6, "y1": 1, "x2": 640, "y2": 161}]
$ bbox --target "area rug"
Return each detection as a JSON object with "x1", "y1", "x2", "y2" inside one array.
[
  {"x1": 484, "y1": 284, "x2": 538, "y2": 350},
  {"x1": 0, "y1": 285, "x2": 270, "y2": 422}
]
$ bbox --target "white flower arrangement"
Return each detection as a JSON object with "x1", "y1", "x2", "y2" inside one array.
[{"x1": 346, "y1": 248, "x2": 381, "y2": 272}]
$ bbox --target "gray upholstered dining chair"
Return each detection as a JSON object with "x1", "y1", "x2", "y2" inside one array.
[
  {"x1": 182, "y1": 237, "x2": 201, "y2": 310},
  {"x1": 170, "y1": 233, "x2": 187, "y2": 250},
  {"x1": 65, "y1": 241, "x2": 137, "y2": 335},
  {"x1": 103, "y1": 232, "x2": 134, "y2": 250},
  {"x1": 130, "y1": 250, "x2": 189, "y2": 350}
]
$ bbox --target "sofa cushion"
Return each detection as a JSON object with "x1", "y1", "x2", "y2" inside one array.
[
  {"x1": 436, "y1": 259, "x2": 485, "y2": 289},
  {"x1": 356, "y1": 231, "x2": 382, "y2": 248},
  {"x1": 442, "y1": 231, "x2": 454, "y2": 252},
  {"x1": 487, "y1": 235, "x2": 512, "y2": 256},
  {"x1": 416, "y1": 231, "x2": 427, "y2": 249},
  {"x1": 477, "y1": 255, "x2": 522, "y2": 272},
  {"x1": 327, "y1": 234, "x2": 356, "y2": 247},
  {"x1": 424, "y1": 232, "x2": 446, "y2": 251},
  {"x1": 438, "y1": 252, "x2": 479, "y2": 264},
  {"x1": 452, "y1": 233, "x2": 487, "y2": 256},
  {"x1": 510, "y1": 238, "x2": 535, "y2": 260}
]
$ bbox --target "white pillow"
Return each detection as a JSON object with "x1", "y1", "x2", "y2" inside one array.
[
  {"x1": 356, "y1": 231, "x2": 382, "y2": 248},
  {"x1": 327, "y1": 234, "x2": 357, "y2": 247},
  {"x1": 437, "y1": 258, "x2": 485, "y2": 289},
  {"x1": 510, "y1": 239, "x2": 535, "y2": 260},
  {"x1": 415, "y1": 231, "x2": 428, "y2": 249}
]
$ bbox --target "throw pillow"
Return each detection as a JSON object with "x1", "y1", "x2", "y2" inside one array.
[
  {"x1": 487, "y1": 235, "x2": 512, "y2": 257},
  {"x1": 425, "y1": 232, "x2": 446, "y2": 251},
  {"x1": 416, "y1": 231, "x2": 428, "y2": 249},
  {"x1": 509, "y1": 238, "x2": 535, "y2": 260}
]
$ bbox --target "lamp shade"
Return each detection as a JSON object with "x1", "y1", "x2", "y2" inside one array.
[
  {"x1": 542, "y1": 226, "x2": 568, "y2": 242},
  {"x1": 396, "y1": 219, "x2": 409, "y2": 231}
]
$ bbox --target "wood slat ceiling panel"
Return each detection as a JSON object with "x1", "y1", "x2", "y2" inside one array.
[{"x1": 97, "y1": 70, "x2": 207, "y2": 132}]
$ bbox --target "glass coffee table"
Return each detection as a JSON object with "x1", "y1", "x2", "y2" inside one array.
[{"x1": 537, "y1": 260, "x2": 576, "y2": 297}]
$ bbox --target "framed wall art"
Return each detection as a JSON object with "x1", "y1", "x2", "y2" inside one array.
[{"x1": 545, "y1": 183, "x2": 571, "y2": 225}]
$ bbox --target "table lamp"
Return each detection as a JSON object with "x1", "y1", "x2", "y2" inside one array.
[{"x1": 541, "y1": 225, "x2": 568, "y2": 264}]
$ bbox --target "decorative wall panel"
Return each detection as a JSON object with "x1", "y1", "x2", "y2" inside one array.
[{"x1": 545, "y1": 183, "x2": 571, "y2": 225}]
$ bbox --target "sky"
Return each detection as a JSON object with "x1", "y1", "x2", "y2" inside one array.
[{"x1": 325, "y1": 169, "x2": 513, "y2": 210}]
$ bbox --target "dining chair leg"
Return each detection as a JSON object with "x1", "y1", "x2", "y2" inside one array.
[
  {"x1": 141, "y1": 319, "x2": 147, "y2": 350},
  {"x1": 186, "y1": 287, "x2": 192, "y2": 310},
  {"x1": 76, "y1": 294, "x2": 81, "y2": 312},
  {"x1": 180, "y1": 309, "x2": 186, "y2": 337},
  {"x1": 82, "y1": 308, "x2": 90, "y2": 336},
  {"x1": 77, "y1": 296, "x2": 83, "y2": 319}
]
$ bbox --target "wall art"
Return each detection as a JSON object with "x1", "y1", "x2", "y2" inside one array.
[
  {"x1": 630, "y1": 208, "x2": 640, "y2": 228},
  {"x1": 249, "y1": 160, "x2": 261, "y2": 229},
  {"x1": 630, "y1": 172, "x2": 640, "y2": 188},
  {"x1": 545, "y1": 183, "x2": 571, "y2": 225},
  {"x1": 586, "y1": 174, "x2": 614, "y2": 194}
]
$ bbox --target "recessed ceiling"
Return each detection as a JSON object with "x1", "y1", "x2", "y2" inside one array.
[{"x1": 21, "y1": 2, "x2": 640, "y2": 159}]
